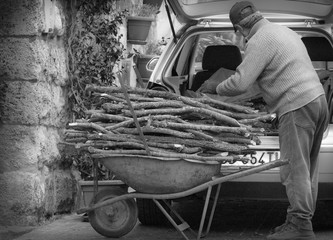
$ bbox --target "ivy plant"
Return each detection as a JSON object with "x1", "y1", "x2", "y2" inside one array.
[{"x1": 67, "y1": 0, "x2": 127, "y2": 118}]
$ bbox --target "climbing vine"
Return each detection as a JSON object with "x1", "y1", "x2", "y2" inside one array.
[{"x1": 67, "y1": 0, "x2": 127, "y2": 118}]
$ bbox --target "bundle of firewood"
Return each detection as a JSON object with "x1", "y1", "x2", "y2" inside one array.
[{"x1": 64, "y1": 85, "x2": 276, "y2": 164}]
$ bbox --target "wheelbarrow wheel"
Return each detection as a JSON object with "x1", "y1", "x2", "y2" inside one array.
[
  {"x1": 137, "y1": 198, "x2": 171, "y2": 226},
  {"x1": 88, "y1": 188, "x2": 138, "y2": 238}
]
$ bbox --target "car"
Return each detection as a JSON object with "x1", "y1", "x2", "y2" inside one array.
[{"x1": 145, "y1": 0, "x2": 333, "y2": 201}]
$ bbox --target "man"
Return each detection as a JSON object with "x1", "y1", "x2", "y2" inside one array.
[{"x1": 198, "y1": 1, "x2": 329, "y2": 240}]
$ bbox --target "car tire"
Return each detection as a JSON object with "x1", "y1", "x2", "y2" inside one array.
[{"x1": 137, "y1": 198, "x2": 171, "y2": 226}]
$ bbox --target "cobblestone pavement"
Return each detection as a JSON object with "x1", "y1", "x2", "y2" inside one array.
[{"x1": 2, "y1": 199, "x2": 333, "y2": 240}]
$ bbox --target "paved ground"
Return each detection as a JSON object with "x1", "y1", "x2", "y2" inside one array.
[{"x1": 1, "y1": 199, "x2": 333, "y2": 240}]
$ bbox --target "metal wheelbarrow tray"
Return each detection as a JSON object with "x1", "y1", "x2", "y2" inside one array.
[{"x1": 77, "y1": 154, "x2": 288, "y2": 240}]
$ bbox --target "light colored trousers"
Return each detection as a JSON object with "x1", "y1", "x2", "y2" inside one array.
[{"x1": 278, "y1": 94, "x2": 329, "y2": 231}]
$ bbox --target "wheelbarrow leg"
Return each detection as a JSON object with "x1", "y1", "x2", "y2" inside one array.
[
  {"x1": 197, "y1": 183, "x2": 221, "y2": 239},
  {"x1": 153, "y1": 199, "x2": 196, "y2": 240},
  {"x1": 200, "y1": 183, "x2": 222, "y2": 238},
  {"x1": 152, "y1": 185, "x2": 221, "y2": 240},
  {"x1": 197, "y1": 185, "x2": 212, "y2": 239},
  {"x1": 153, "y1": 184, "x2": 221, "y2": 240},
  {"x1": 153, "y1": 185, "x2": 222, "y2": 240}
]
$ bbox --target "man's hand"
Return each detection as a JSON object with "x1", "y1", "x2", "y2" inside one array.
[{"x1": 197, "y1": 80, "x2": 218, "y2": 94}]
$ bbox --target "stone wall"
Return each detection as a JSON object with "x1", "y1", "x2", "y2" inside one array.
[
  {"x1": 0, "y1": 0, "x2": 77, "y2": 225},
  {"x1": 0, "y1": 0, "x2": 167, "y2": 226}
]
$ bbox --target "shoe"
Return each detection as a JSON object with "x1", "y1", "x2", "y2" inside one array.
[
  {"x1": 269, "y1": 221, "x2": 289, "y2": 234},
  {"x1": 266, "y1": 222, "x2": 315, "y2": 240}
]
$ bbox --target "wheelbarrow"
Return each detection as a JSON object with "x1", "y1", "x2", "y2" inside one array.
[{"x1": 76, "y1": 154, "x2": 288, "y2": 240}]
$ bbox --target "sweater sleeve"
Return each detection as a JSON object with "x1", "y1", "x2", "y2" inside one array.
[{"x1": 216, "y1": 35, "x2": 273, "y2": 96}]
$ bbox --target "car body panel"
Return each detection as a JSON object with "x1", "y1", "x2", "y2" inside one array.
[
  {"x1": 224, "y1": 125, "x2": 333, "y2": 182},
  {"x1": 168, "y1": 0, "x2": 333, "y2": 24}
]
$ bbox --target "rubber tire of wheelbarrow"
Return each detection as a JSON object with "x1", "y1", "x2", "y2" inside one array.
[
  {"x1": 137, "y1": 198, "x2": 171, "y2": 226},
  {"x1": 88, "y1": 188, "x2": 138, "y2": 238}
]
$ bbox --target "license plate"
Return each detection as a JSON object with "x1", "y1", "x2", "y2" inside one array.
[{"x1": 224, "y1": 151, "x2": 280, "y2": 167}]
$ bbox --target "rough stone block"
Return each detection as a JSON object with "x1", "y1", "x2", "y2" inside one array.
[
  {"x1": 0, "y1": 171, "x2": 46, "y2": 225},
  {"x1": 0, "y1": 0, "x2": 42, "y2": 36},
  {"x1": 1, "y1": 80, "x2": 68, "y2": 126},
  {"x1": 0, "y1": 37, "x2": 68, "y2": 84},
  {"x1": 36, "y1": 39, "x2": 68, "y2": 86},
  {"x1": 0, "y1": 170, "x2": 76, "y2": 226},
  {"x1": 0, "y1": 125, "x2": 61, "y2": 173},
  {"x1": 44, "y1": 170, "x2": 77, "y2": 215},
  {"x1": 0, "y1": 38, "x2": 39, "y2": 80}
]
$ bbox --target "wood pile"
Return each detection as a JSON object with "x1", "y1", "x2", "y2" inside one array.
[{"x1": 64, "y1": 85, "x2": 276, "y2": 164}]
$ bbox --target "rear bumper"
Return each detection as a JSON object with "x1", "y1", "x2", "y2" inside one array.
[{"x1": 215, "y1": 182, "x2": 333, "y2": 200}]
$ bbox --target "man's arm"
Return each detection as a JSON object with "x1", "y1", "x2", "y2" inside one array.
[
  {"x1": 197, "y1": 67, "x2": 236, "y2": 94},
  {"x1": 216, "y1": 39, "x2": 270, "y2": 96}
]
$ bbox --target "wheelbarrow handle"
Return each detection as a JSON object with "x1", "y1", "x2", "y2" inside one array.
[{"x1": 77, "y1": 159, "x2": 289, "y2": 214}]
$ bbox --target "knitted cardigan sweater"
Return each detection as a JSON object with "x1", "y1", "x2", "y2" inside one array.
[{"x1": 216, "y1": 19, "x2": 325, "y2": 117}]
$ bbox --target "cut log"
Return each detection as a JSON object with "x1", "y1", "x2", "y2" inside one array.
[
  {"x1": 105, "y1": 115, "x2": 185, "y2": 131},
  {"x1": 143, "y1": 135, "x2": 248, "y2": 153},
  {"x1": 130, "y1": 100, "x2": 184, "y2": 110},
  {"x1": 94, "y1": 92, "x2": 126, "y2": 103},
  {"x1": 151, "y1": 121, "x2": 249, "y2": 136},
  {"x1": 122, "y1": 106, "x2": 240, "y2": 127},
  {"x1": 89, "y1": 147, "x2": 250, "y2": 163},
  {"x1": 87, "y1": 133, "x2": 142, "y2": 143},
  {"x1": 116, "y1": 126, "x2": 195, "y2": 139},
  {"x1": 197, "y1": 95, "x2": 257, "y2": 114},
  {"x1": 88, "y1": 112, "x2": 131, "y2": 122},
  {"x1": 68, "y1": 122, "x2": 114, "y2": 134},
  {"x1": 238, "y1": 113, "x2": 276, "y2": 124}
]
